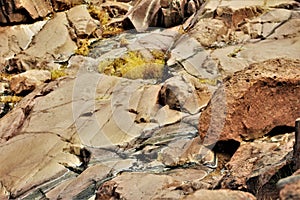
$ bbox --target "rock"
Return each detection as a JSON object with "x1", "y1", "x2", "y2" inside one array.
[
  {"x1": 199, "y1": 58, "x2": 300, "y2": 145},
  {"x1": 96, "y1": 167, "x2": 218, "y2": 200},
  {"x1": 190, "y1": 18, "x2": 228, "y2": 47},
  {"x1": 211, "y1": 37, "x2": 300, "y2": 76},
  {"x1": 159, "y1": 75, "x2": 211, "y2": 114},
  {"x1": 67, "y1": 5, "x2": 101, "y2": 38},
  {"x1": 8, "y1": 12, "x2": 77, "y2": 71},
  {"x1": 96, "y1": 172, "x2": 179, "y2": 200},
  {"x1": 0, "y1": 0, "x2": 83, "y2": 24},
  {"x1": 45, "y1": 164, "x2": 112, "y2": 199},
  {"x1": 183, "y1": 189, "x2": 256, "y2": 200},
  {"x1": 221, "y1": 133, "x2": 294, "y2": 198},
  {"x1": 10, "y1": 69, "x2": 51, "y2": 94},
  {"x1": 0, "y1": 78, "x2": 83, "y2": 199},
  {"x1": 277, "y1": 169, "x2": 300, "y2": 200},
  {"x1": 23, "y1": 12, "x2": 77, "y2": 62},
  {"x1": 294, "y1": 118, "x2": 300, "y2": 170},
  {"x1": 0, "y1": 21, "x2": 47, "y2": 60},
  {"x1": 126, "y1": 0, "x2": 161, "y2": 32}
]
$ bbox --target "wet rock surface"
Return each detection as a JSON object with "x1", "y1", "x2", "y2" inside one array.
[{"x1": 0, "y1": 0, "x2": 300, "y2": 199}]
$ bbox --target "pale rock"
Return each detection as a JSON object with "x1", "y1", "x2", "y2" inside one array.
[
  {"x1": 134, "y1": 84, "x2": 161, "y2": 123},
  {"x1": 10, "y1": 69, "x2": 51, "y2": 94},
  {"x1": 0, "y1": 0, "x2": 84, "y2": 24},
  {"x1": 160, "y1": 76, "x2": 210, "y2": 114},
  {"x1": 14, "y1": 0, "x2": 53, "y2": 19},
  {"x1": 67, "y1": 5, "x2": 101, "y2": 38},
  {"x1": 0, "y1": 133, "x2": 80, "y2": 199},
  {"x1": 0, "y1": 21, "x2": 46, "y2": 59},
  {"x1": 211, "y1": 37, "x2": 300, "y2": 76},
  {"x1": 154, "y1": 105, "x2": 184, "y2": 126},
  {"x1": 126, "y1": 0, "x2": 161, "y2": 32},
  {"x1": 96, "y1": 172, "x2": 178, "y2": 200},
  {"x1": 24, "y1": 12, "x2": 77, "y2": 61},
  {"x1": 45, "y1": 164, "x2": 112, "y2": 199}
]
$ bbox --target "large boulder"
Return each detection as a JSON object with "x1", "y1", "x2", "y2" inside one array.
[{"x1": 199, "y1": 58, "x2": 300, "y2": 145}]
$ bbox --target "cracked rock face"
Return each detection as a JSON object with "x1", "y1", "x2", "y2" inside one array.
[{"x1": 0, "y1": 0, "x2": 300, "y2": 199}]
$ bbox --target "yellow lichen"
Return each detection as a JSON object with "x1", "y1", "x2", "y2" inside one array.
[
  {"x1": 75, "y1": 39, "x2": 90, "y2": 56},
  {"x1": 88, "y1": 5, "x2": 124, "y2": 38},
  {"x1": 198, "y1": 78, "x2": 219, "y2": 86},
  {"x1": 50, "y1": 69, "x2": 67, "y2": 80},
  {"x1": 98, "y1": 50, "x2": 166, "y2": 79},
  {"x1": 0, "y1": 95, "x2": 22, "y2": 103},
  {"x1": 227, "y1": 46, "x2": 243, "y2": 58}
]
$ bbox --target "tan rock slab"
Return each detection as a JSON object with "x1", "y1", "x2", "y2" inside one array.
[
  {"x1": 0, "y1": 133, "x2": 79, "y2": 198},
  {"x1": 24, "y1": 12, "x2": 77, "y2": 61},
  {"x1": 184, "y1": 189, "x2": 256, "y2": 200},
  {"x1": 67, "y1": 5, "x2": 100, "y2": 37},
  {"x1": 46, "y1": 164, "x2": 112, "y2": 199}
]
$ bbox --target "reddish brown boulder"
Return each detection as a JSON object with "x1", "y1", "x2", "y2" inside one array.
[
  {"x1": 199, "y1": 58, "x2": 300, "y2": 145},
  {"x1": 221, "y1": 132, "x2": 294, "y2": 199},
  {"x1": 277, "y1": 169, "x2": 300, "y2": 200}
]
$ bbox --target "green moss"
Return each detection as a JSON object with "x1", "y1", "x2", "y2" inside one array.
[
  {"x1": 98, "y1": 50, "x2": 166, "y2": 79},
  {"x1": 51, "y1": 69, "x2": 67, "y2": 80}
]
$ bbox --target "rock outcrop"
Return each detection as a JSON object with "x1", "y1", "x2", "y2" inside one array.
[
  {"x1": 0, "y1": 0, "x2": 84, "y2": 24},
  {"x1": 199, "y1": 58, "x2": 300, "y2": 145},
  {"x1": 0, "y1": 0, "x2": 300, "y2": 199}
]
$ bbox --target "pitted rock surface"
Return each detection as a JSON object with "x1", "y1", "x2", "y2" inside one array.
[{"x1": 199, "y1": 58, "x2": 300, "y2": 144}]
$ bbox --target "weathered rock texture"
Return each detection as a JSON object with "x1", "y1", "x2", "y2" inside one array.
[
  {"x1": 199, "y1": 58, "x2": 300, "y2": 145},
  {"x1": 0, "y1": 0, "x2": 84, "y2": 24},
  {"x1": 183, "y1": 189, "x2": 256, "y2": 200},
  {"x1": 221, "y1": 133, "x2": 294, "y2": 199},
  {"x1": 0, "y1": 0, "x2": 300, "y2": 199},
  {"x1": 277, "y1": 169, "x2": 300, "y2": 200}
]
